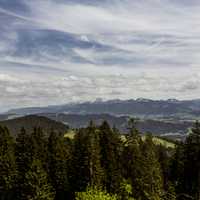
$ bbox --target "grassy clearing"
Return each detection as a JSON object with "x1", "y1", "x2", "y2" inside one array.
[
  {"x1": 64, "y1": 130, "x2": 76, "y2": 139},
  {"x1": 64, "y1": 130, "x2": 175, "y2": 148},
  {"x1": 151, "y1": 136, "x2": 175, "y2": 148}
]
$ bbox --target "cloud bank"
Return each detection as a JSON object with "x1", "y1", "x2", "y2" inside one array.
[{"x1": 0, "y1": 0, "x2": 200, "y2": 111}]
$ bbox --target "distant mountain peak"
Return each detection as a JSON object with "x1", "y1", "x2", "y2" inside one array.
[
  {"x1": 5, "y1": 99, "x2": 200, "y2": 120},
  {"x1": 136, "y1": 98, "x2": 153, "y2": 102},
  {"x1": 167, "y1": 99, "x2": 179, "y2": 102}
]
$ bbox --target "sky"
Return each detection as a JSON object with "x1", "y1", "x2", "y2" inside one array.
[{"x1": 1, "y1": 0, "x2": 200, "y2": 111}]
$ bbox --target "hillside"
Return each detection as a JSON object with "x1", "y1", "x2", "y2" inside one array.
[
  {"x1": 64, "y1": 130, "x2": 176, "y2": 148},
  {"x1": 0, "y1": 115, "x2": 69, "y2": 136},
  {"x1": 0, "y1": 113, "x2": 192, "y2": 138},
  {"x1": 39, "y1": 113, "x2": 192, "y2": 137}
]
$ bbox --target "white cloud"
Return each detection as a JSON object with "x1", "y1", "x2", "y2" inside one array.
[{"x1": 1, "y1": 0, "x2": 200, "y2": 110}]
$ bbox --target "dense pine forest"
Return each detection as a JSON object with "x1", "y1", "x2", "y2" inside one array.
[{"x1": 0, "y1": 119, "x2": 200, "y2": 200}]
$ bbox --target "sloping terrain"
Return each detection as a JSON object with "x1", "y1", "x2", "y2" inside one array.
[
  {"x1": 40, "y1": 113, "x2": 192, "y2": 136},
  {"x1": 0, "y1": 115, "x2": 69, "y2": 136}
]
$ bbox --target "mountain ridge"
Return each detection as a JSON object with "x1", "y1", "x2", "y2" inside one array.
[
  {"x1": 0, "y1": 115, "x2": 69, "y2": 137},
  {"x1": 5, "y1": 99, "x2": 200, "y2": 120}
]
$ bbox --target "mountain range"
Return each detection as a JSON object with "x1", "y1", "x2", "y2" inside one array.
[
  {"x1": 1, "y1": 99, "x2": 199, "y2": 139},
  {"x1": 6, "y1": 99, "x2": 200, "y2": 120}
]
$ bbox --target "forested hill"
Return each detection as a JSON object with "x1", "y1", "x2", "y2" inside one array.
[
  {"x1": 41, "y1": 113, "x2": 192, "y2": 136},
  {"x1": 0, "y1": 114, "x2": 192, "y2": 137},
  {"x1": 0, "y1": 115, "x2": 69, "y2": 136},
  {"x1": 1, "y1": 119, "x2": 200, "y2": 200}
]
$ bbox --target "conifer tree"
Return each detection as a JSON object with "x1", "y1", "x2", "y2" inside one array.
[
  {"x1": 157, "y1": 145, "x2": 171, "y2": 189},
  {"x1": 86, "y1": 122, "x2": 104, "y2": 188},
  {"x1": 169, "y1": 142, "x2": 184, "y2": 197},
  {"x1": 179, "y1": 121, "x2": 200, "y2": 199},
  {"x1": 29, "y1": 127, "x2": 48, "y2": 167},
  {"x1": 15, "y1": 127, "x2": 32, "y2": 200},
  {"x1": 0, "y1": 126, "x2": 16, "y2": 199},
  {"x1": 47, "y1": 130, "x2": 71, "y2": 199},
  {"x1": 127, "y1": 118, "x2": 141, "y2": 141},
  {"x1": 24, "y1": 159, "x2": 55, "y2": 200},
  {"x1": 122, "y1": 122, "x2": 143, "y2": 199},
  {"x1": 140, "y1": 134, "x2": 164, "y2": 200},
  {"x1": 70, "y1": 129, "x2": 91, "y2": 192},
  {"x1": 70, "y1": 121, "x2": 105, "y2": 195},
  {"x1": 99, "y1": 121, "x2": 122, "y2": 194}
]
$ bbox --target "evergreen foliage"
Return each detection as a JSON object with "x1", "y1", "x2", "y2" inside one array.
[
  {"x1": 99, "y1": 121, "x2": 122, "y2": 194},
  {"x1": 176, "y1": 121, "x2": 200, "y2": 199},
  {"x1": 0, "y1": 126, "x2": 16, "y2": 199},
  {"x1": 0, "y1": 120, "x2": 199, "y2": 200},
  {"x1": 75, "y1": 187, "x2": 117, "y2": 200},
  {"x1": 15, "y1": 127, "x2": 32, "y2": 200},
  {"x1": 23, "y1": 159, "x2": 55, "y2": 200},
  {"x1": 47, "y1": 131, "x2": 71, "y2": 199}
]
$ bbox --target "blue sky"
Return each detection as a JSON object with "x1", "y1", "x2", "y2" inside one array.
[{"x1": 0, "y1": 0, "x2": 200, "y2": 111}]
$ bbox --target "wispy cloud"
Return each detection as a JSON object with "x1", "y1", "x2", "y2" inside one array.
[{"x1": 1, "y1": 0, "x2": 200, "y2": 110}]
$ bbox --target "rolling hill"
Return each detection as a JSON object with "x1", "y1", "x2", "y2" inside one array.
[
  {"x1": 39, "y1": 113, "x2": 192, "y2": 138},
  {"x1": 0, "y1": 115, "x2": 69, "y2": 137}
]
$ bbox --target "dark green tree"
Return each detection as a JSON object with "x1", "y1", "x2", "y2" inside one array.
[
  {"x1": 70, "y1": 128, "x2": 91, "y2": 192},
  {"x1": 122, "y1": 123, "x2": 143, "y2": 199},
  {"x1": 86, "y1": 122, "x2": 104, "y2": 188},
  {"x1": 127, "y1": 118, "x2": 140, "y2": 139},
  {"x1": 178, "y1": 121, "x2": 200, "y2": 199},
  {"x1": 23, "y1": 159, "x2": 55, "y2": 200},
  {"x1": 47, "y1": 130, "x2": 71, "y2": 199},
  {"x1": 140, "y1": 134, "x2": 164, "y2": 200},
  {"x1": 29, "y1": 127, "x2": 48, "y2": 167},
  {"x1": 99, "y1": 121, "x2": 122, "y2": 194},
  {"x1": 0, "y1": 126, "x2": 16, "y2": 199},
  {"x1": 157, "y1": 145, "x2": 171, "y2": 189},
  {"x1": 169, "y1": 142, "x2": 184, "y2": 197},
  {"x1": 15, "y1": 127, "x2": 32, "y2": 200},
  {"x1": 70, "y1": 122, "x2": 105, "y2": 192}
]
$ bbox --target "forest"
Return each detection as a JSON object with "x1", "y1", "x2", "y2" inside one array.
[{"x1": 0, "y1": 119, "x2": 200, "y2": 200}]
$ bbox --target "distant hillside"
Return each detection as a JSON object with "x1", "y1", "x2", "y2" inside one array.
[
  {"x1": 0, "y1": 115, "x2": 69, "y2": 137},
  {"x1": 0, "y1": 113, "x2": 192, "y2": 139},
  {"x1": 7, "y1": 99, "x2": 200, "y2": 119},
  {"x1": 39, "y1": 113, "x2": 192, "y2": 137},
  {"x1": 0, "y1": 114, "x2": 10, "y2": 121}
]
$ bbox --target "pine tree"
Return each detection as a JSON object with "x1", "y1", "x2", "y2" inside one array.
[
  {"x1": 123, "y1": 125, "x2": 163, "y2": 200},
  {"x1": 86, "y1": 122, "x2": 104, "y2": 188},
  {"x1": 178, "y1": 121, "x2": 200, "y2": 199},
  {"x1": 24, "y1": 159, "x2": 55, "y2": 200},
  {"x1": 29, "y1": 127, "x2": 48, "y2": 167},
  {"x1": 140, "y1": 134, "x2": 164, "y2": 200},
  {"x1": 99, "y1": 121, "x2": 122, "y2": 194},
  {"x1": 127, "y1": 118, "x2": 141, "y2": 141},
  {"x1": 15, "y1": 127, "x2": 32, "y2": 200},
  {"x1": 0, "y1": 126, "x2": 16, "y2": 199},
  {"x1": 157, "y1": 145, "x2": 171, "y2": 189},
  {"x1": 169, "y1": 142, "x2": 184, "y2": 197},
  {"x1": 122, "y1": 124, "x2": 143, "y2": 199},
  {"x1": 47, "y1": 130, "x2": 71, "y2": 199},
  {"x1": 70, "y1": 129, "x2": 91, "y2": 192}
]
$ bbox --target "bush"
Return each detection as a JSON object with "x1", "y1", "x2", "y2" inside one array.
[{"x1": 75, "y1": 187, "x2": 117, "y2": 200}]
